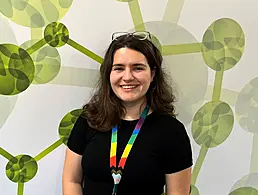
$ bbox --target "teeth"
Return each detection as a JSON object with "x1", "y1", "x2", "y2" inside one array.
[{"x1": 121, "y1": 86, "x2": 137, "y2": 89}]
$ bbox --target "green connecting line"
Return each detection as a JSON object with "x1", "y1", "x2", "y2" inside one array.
[
  {"x1": 250, "y1": 133, "x2": 258, "y2": 173},
  {"x1": 205, "y1": 85, "x2": 238, "y2": 107},
  {"x1": 128, "y1": 0, "x2": 145, "y2": 31},
  {"x1": 162, "y1": 0, "x2": 186, "y2": 24},
  {"x1": 26, "y1": 38, "x2": 47, "y2": 55},
  {"x1": 212, "y1": 70, "x2": 224, "y2": 101},
  {"x1": 34, "y1": 138, "x2": 63, "y2": 161},
  {"x1": 0, "y1": 147, "x2": 14, "y2": 160},
  {"x1": 161, "y1": 43, "x2": 202, "y2": 55},
  {"x1": 191, "y1": 69, "x2": 224, "y2": 185},
  {"x1": 17, "y1": 183, "x2": 24, "y2": 195},
  {"x1": 66, "y1": 39, "x2": 103, "y2": 64},
  {"x1": 191, "y1": 146, "x2": 208, "y2": 185},
  {"x1": 49, "y1": 66, "x2": 99, "y2": 88}
]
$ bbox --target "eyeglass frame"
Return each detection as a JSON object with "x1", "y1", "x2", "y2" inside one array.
[{"x1": 111, "y1": 31, "x2": 152, "y2": 41}]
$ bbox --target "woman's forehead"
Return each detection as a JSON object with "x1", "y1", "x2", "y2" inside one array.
[{"x1": 113, "y1": 48, "x2": 147, "y2": 64}]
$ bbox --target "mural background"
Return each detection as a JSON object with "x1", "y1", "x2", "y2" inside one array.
[{"x1": 0, "y1": 0, "x2": 257, "y2": 194}]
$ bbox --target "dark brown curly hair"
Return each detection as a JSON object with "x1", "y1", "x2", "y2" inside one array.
[{"x1": 82, "y1": 33, "x2": 176, "y2": 131}]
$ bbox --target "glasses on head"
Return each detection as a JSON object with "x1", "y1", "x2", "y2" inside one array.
[{"x1": 111, "y1": 31, "x2": 151, "y2": 41}]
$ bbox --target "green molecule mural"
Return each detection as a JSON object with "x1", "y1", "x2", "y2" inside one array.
[
  {"x1": 202, "y1": 18, "x2": 245, "y2": 71},
  {"x1": 0, "y1": 44, "x2": 35, "y2": 95},
  {"x1": 190, "y1": 17, "x2": 246, "y2": 192},
  {"x1": 20, "y1": 39, "x2": 61, "y2": 84},
  {"x1": 0, "y1": 1, "x2": 256, "y2": 195},
  {"x1": 234, "y1": 77, "x2": 258, "y2": 184},
  {"x1": 0, "y1": 15, "x2": 19, "y2": 130},
  {"x1": 192, "y1": 101, "x2": 234, "y2": 148},
  {"x1": 229, "y1": 187, "x2": 258, "y2": 195},
  {"x1": 235, "y1": 77, "x2": 258, "y2": 134},
  {"x1": 231, "y1": 173, "x2": 258, "y2": 194},
  {"x1": 5, "y1": 155, "x2": 38, "y2": 183},
  {"x1": 44, "y1": 22, "x2": 69, "y2": 48},
  {"x1": 0, "y1": 0, "x2": 73, "y2": 28},
  {"x1": 131, "y1": 21, "x2": 209, "y2": 126},
  {"x1": 59, "y1": 109, "x2": 83, "y2": 145}
]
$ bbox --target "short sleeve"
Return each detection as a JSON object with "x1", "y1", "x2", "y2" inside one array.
[
  {"x1": 67, "y1": 116, "x2": 88, "y2": 155},
  {"x1": 162, "y1": 120, "x2": 193, "y2": 174}
]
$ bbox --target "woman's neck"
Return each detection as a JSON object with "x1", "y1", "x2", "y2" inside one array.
[{"x1": 122, "y1": 99, "x2": 150, "y2": 120}]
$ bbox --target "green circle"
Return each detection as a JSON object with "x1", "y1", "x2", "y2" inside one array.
[
  {"x1": 5, "y1": 155, "x2": 38, "y2": 183},
  {"x1": 0, "y1": 0, "x2": 73, "y2": 28},
  {"x1": 0, "y1": 44, "x2": 35, "y2": 95},
  {"x1": 235, "y1": 77, "x2": 258, "y2": 133},
  {"x1": 231, "y1": 173, "x2": 258, "y2": 193},
  {"x1": 131, "y1": 21, "x2": 208, "y2": 125},
  {"x1": 202, "y1": 18, "x2": 245, "y2": 71},
  {"x1": 44, "y1": 22, "x2": 69, "y2": 47},
  {"x1": 190, "y1": 185, "x2": 200, "y2": 195},
  {"x1": 59, "y1": 109, "x2": 83, "y2": 145},
  {"x1": 20, "y1": 39, "x2": 61, "y2": 84},
  {"x1": 191, "y1": 100, "x2": 234, "y2": 148},
  {"x1": 229, "y1": 187, "x2": 258, "y2": 195}
]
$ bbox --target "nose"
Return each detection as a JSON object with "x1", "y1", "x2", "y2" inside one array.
[{"x1": 122, "y1": 68, "x2": 134, "y2": 81}]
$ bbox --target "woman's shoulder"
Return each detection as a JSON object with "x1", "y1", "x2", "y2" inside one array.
[
  {"x1": 70, "y1": 115, "x2": 90, "y2": 133},
  {"x1": 76, "y1": 115, "x2": 100, "y2": 132},
  {"x1": 76, "y1": 114, "x2": 90, "y2": 126},
  {"x1": 149, "y1": 111, "x2": 188, "y2": 136},
  {"x1": 67, "y1": 114, "x2": 98, "y2": 155},
  {"x1": 150, "y1": 111, "x2": 184, "y2": 126},
  {"x1": 69, "y1": 114, "x2": 98, "y2": 138}
]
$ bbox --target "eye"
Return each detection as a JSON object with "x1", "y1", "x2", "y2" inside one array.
[
  {"x1": 113, "y1": 67, "x2": 124, "y2": 71},
  {"x1": 134, "y1": 66, "x2": 145, "y2": 71}
]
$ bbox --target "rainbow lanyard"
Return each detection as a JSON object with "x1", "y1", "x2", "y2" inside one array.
[{"x1": 110, "y1": 105, "x2": 150, "y2": 195}]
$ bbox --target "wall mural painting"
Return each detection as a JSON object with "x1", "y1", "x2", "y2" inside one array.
[{"x1": 0, "y1": 1, "x2": 257, "y2": 195}]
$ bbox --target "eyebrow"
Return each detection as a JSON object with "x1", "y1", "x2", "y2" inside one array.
[{"x1": 112, "y1": 63, "x2": 147, "y2": 67}]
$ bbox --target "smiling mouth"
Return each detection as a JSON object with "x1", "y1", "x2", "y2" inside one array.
[{"x1": 120, "y1": 85, "x2": 139, "y2": 89}]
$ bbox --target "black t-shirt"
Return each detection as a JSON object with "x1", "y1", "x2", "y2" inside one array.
[{"x1": 67, "y1": 111, "x2": 193, "y2": 195}]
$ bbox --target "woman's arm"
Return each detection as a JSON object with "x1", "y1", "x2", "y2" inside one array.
[
  {"x1": 62, "y1": 148, "x2": 84, "y2": 195},
  {"x1": 165, "y1": 167, "x2": 192, "y2": 195}
]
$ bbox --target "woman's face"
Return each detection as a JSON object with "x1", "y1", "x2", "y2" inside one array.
[{"x1": 110, "y1": 47, "x2": 155, "y2": 106}]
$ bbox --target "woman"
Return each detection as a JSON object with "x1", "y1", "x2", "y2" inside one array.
[{"x1": 62, "y1": 31, "x2": 193, "y2": 195}]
